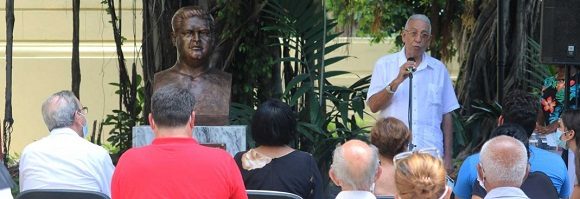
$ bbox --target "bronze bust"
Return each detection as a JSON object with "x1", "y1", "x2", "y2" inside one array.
[{"x1": 153, "y1": 6, "x2": 231, "y2": 126}]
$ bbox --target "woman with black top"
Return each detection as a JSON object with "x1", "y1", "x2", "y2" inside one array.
[{"x1": 234, "y1": 99, "x2": 323, "y2": 199}]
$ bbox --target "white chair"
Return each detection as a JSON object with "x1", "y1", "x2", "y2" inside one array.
[{"x1": 246, "y1": 190, "x2": 303, "y2": 199}]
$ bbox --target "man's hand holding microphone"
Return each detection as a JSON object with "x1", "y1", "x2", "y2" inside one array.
[{"x1": 386, "y1": 57, "x2": 417, "y2": 94}]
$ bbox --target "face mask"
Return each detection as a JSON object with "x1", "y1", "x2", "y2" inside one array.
[
  {"x1": 555, "y1": 129, "x2": 568, "y2": 149},
  {"x1": 477, "y1": 174, "x2": 486, "y2": 191},
  {"x1": 82, "y1": 123, "x2": 89, "y2": 138},
  {"x1": 477, "y1": 164, "x2": 486, "y2": 191},
  {"x1": 80, "y1": 113, "x2": 89, "y2": 138}
]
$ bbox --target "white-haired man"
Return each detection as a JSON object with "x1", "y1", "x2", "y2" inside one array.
[
  {"x1": 366, "y1": 14, "x2": 459, "y2": 172},
  {"x1": 329, "y1": 139, "x2": 382, "y2": 199},
  {"x1": 478, "y1": 135, "x2": 529, "y2": 199},
  {"x1": 19, "y1": 91, "x2": 114, "y2": 196}
]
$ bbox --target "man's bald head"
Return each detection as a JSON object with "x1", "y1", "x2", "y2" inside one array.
[
  {"x1": 41, "y1": 91, "x2": 82, "y2": 131},
  {"x1": 330, "y1": 139, "x2": 380, "y2": 191},
  {"x1": 479, "y1": 135, "x2": 528, "y2": 188}
]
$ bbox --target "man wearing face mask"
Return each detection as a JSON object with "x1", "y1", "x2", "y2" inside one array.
[
  {"x1": 471, "y1": 124, "x2": 558, "y2": 199},
  {"x1": 19, "y1": 91, "x2": 114, "y2": 196},
  {"x1": 453, "y1": 90, "x2": 569, "y2": 199},
  {"x1": 477, "y1": 136, "x2": 530, "y2": 199},
  {"x1": 329, "y1": 140, "x2": 382, "y2": 199}
]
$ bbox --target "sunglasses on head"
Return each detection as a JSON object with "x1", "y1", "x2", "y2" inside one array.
[{"x1": 393, "y1": 147, "x2": 440, "y2": 165}]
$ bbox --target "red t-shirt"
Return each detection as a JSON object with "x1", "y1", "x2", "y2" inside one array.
[{"x1": 111, "y1": 138, "x2": 247, "y2": 199}]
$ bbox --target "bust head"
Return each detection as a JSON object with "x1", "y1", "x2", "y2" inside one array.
[{"x1": 171, "y1": 6, "x2": 215, "y2": 67}]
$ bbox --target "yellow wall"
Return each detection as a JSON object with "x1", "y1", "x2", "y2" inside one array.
[
  {"x1": 0, "y1": 0, "x2": 142, "y2": 156},
  {"x1": 0, "y1": 1, "x2": 459, "y2": 156}
]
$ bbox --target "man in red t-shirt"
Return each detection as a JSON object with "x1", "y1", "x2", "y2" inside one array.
[{"x1": 111, "y1": 81, "x2": 247, "y2": 199}]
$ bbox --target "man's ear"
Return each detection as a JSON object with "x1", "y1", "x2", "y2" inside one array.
[
  {"x1": 476, "y1": 163, "x2": 484, "y2": 180},
  {"x1": 400, "y1": 30, "x2": 407, "y2": 45},
  {"x1": 497, "y1": 115, "x2": 504, "y2": 126},
  {"x1": 189, "y1": 111, "x2": 196, "y2": 128},
  {"x1": 374, "y1": 166, "x2": 383, "y2": 182},
  {"x1": 329, "y1": 168, "x2": 341, "y2": 186},
  {"x1": 149, "y1": 113, "x2": 156, "y2": 131},
  {"x1": 562, "y1": 129, "x2": 575, "y2": 141},
  {"x1": 523, "y1": 163, "x2": 530, "y2": 182}
]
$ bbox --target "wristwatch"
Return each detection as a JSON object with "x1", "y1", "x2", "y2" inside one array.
[{"x1": 385, "y1": 85, "x2": 396, "y2": 94}]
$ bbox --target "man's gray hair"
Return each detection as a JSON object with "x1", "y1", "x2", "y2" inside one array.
[
  {"x1": 331, "y1": 143, "x2": 380, "y2": 190},
  {"x1": 480, "y1": 135, "x2": 528, "y2": 186},
  {"x1": 151, "y1": 82, "x2": 196, "y2": 127},
  {"x1": 405, "y1": 14, "x2": 431, "y2": 33},
  {"x1": 41, "y1": 91, "x2": 80, "y2": 131}
]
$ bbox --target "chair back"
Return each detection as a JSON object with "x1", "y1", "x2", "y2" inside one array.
[
  {"x1": 247, "y1": 190, "x2": 303, "y2": 199},
  {"x1": 16, "y1": 189, "x2": 110, "y2": 199}
]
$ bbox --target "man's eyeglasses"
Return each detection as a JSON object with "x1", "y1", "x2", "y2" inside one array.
[
  {"x1": 404, "y1": 29, "x2": 431, "y2": 40},
  {"x1": 78, "y1": 106, "x2": 88, "y2": 115}
]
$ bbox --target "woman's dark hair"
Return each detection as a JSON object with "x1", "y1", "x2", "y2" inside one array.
[
  {"x1": 490, "y1": 123, "x2": 530, "y2": 159},
  {"x1": 251, "y1": 99, "x2": 297, "y2": 146},
  {"x1": 561, "y1": 109, "x2": 580, "y2": 150}
]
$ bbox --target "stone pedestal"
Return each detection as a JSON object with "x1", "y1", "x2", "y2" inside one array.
[{"x1": 132, "y1": 125, "x2": 247, "y2": 156}]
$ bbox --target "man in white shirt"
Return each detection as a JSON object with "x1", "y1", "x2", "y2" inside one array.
[
  {"x1": 19, "y1": 91, "x2": 114, "y2": 196},
  {"x1": 478, "y1": 136, "x2": 529, "y2": 199},
  {"x1": 366, "y1": 14, "x2": 459, "y2": 171},
  {"x1": 0, "y1": 163, "x2": 14, "y2": 199},
  {"x1": 329, "y1": 140, "x2": 382, "y2": 199}
]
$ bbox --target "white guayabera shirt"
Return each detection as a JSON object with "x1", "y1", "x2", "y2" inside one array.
[
  {"x1": 367, "y1": 48, "x2": 459, "y2": 155},
  {"x1": 19, "y1": 127, "x2": 115, "y2": 196}
]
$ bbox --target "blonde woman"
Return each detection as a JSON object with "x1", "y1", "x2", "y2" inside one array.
[
  {"x1": 394, "y1": 151, "x2": 451, "y2": 199},
  {"x1": 371, "y1": 117, "x2": 411, "y2": 196}
]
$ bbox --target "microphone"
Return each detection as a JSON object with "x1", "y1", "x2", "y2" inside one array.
[
  {"x1": 407, "y1": 57, "x2": 416, "y2": 78},
  {"x1": 407, "y1": 57, "x2": 416, "y2": 73}
]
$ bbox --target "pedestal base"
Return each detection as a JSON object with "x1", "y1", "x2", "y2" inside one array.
[{"x1": 132, "y1": 125, "x2": 246, "y2": 156}]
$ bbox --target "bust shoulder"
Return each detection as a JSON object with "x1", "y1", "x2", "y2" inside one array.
[
  {"x1": 153, "y1": 68, "x2": 190, "y2": 91},
  {"x1": 199, "y1": 68, "x2": 231, "y2": 84}
]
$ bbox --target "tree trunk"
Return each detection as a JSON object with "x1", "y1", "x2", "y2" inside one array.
[
  {"x1": 454, "y1": 0, "x2": 543, "y2": 156},
  {"x1": 72, "y1": 0, "x2": 81, "y2": 98},
  {"x1": 3, "y1": 0, "x2": 15, "y2": 164}
]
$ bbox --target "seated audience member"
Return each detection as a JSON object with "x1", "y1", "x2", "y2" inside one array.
[
  {"x1": 19, "y1": 91, "x2": 114, "y2": 196},
  {"x1": 453, "y1": 90, "x2": 569, "y2": 199},
  {"x1": 370, "y1": 117, "x2": 411, "y2": 196},
  {"x1": 0, "y1": 164, "x2": 14, "y2": 199},
  {"x1": 558, "y1": 109, "x2": 580, "y2": 196},
  {"x1": 470, "y1": 124, "x2": 558, "y2": 199},
  {"x1": 574, "y1": 152, "x2": 580, "y2": 198},
  {"x1": 234, "y1": 99, "x2": 323, "y2": 199},
  {"x1": 394, "y1": 149, "x2": 451, "y2": 199},
  {"x1": 111, "y1": 83, "x2": 247, "y2": 199},
  {"x1": 329, "y1": 140, "x2": 381, "y2": 199},
  {"x1": 478, "y1": 136, "x2": 529, "y2": 198}
]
